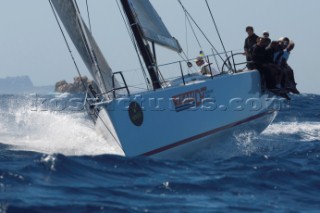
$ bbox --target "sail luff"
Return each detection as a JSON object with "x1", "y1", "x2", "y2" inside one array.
[
  {"x1": 50, "y1": 0, "x2": 116, "y2": 97},
  {"x1": 72, "y1": 0, "x2": 108, "y2": 94}
]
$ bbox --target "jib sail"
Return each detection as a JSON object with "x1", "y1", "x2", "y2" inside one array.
[{"x1": 50, "y1": 0, "x2": 117, "y2": 96}]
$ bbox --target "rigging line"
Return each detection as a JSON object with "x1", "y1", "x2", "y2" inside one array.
[
  {"x1": 178, "y1": 52, "x2": 196, "y2": 74},
  {"x1": 204, "y1": 0, "x2": 227, "y2": 57},
  {"x1": 185, "y1": 13, "x2": 203, "y2": 51},
  {"x1": 177, "y1": 52, "x2": 187, "y2": 62},
  {"x1": 73, "y1": 0, "x2": 109, "y2": 95},
  {"x1": 180, "y1": 6, "x2": 199, "y2": 73},
  {"x1": 95, "y1": 110, "x2": 122, "y2": 148},
  {"x1": 177, "y1": 49, "x2": 188, "y2": 62},
  {"x1": 85, "y1": 96, "x2": 122, "y2": 148},
  {"x1": 86, "y1": 0, "x2": 92, "y2": 32},
  {"x1": 177, "y1": 0, "x2": 224, "y2": 63},
  {"x1": 182, "y1": 17, "x2": 197, "y2": 74},
  {"x1": 205, "y1": 0, "x2": 231, "y2": 69},
  {"x1": 48, "y1": 0, "x2": 88, "y2": 92},
  {"x1": 116, "y1": 0, "x2": 150, "y2": 89},
  {"x1": 184, "y1": 14, "x2": 189, "y2": 58},
  {"x1": 115, "y1": 0, "x2": 151, "y2": 90}
]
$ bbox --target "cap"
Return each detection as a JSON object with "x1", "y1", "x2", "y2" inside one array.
[
  {"x1": 263, "y1": 31, "x2": 269, "y2": 36},
  {"x1": 279, "y1": 37, "x2": 290, "y2": 47},
  {"x1": 194, "y1": 56, "x2": 204, "y2": 62},
  {"x1": 279, "y1": 37, "x2": 290, "y2": 42}
]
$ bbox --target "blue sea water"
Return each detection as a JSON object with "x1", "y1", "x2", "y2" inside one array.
[{"x1": 0, "y1": 93, "x2": 320, "y2": 212}]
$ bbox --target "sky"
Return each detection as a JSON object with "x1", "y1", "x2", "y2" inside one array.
[{"x1": 0, "y1": 0, "x2": 319, "y2": 94}]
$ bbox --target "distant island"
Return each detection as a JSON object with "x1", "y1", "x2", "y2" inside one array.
[
  {"x1": 0, "y1": 76, "x2": 53, "y2": 94},
  {"x1": 0, "y1": 75, "x2": 94, "y2": 94}
]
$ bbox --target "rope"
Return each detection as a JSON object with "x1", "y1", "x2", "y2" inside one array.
[
  {"x1": 205, "y1": 0, "x2": 232, "y2": 68},
  {"x1": 86, "y1": 0, "x2": 92, "y2": 32},
  {"x1": 184, "y1": 15, "x2": 189, "y2": 58},
  {"x1": 177, "y1": 0, "x2": 224, "y2": 63},
  {"x1": 116, "y1": 0, "x2": 151, "y2": 90},
  {"x1": 73, "y1": 0, "x2": 109, "y2": 95},
  {"x1": 185, "y1": 12, "x2": 203, "y2": 51},
  {"x1": 205, "y1": 0, "x2": 227, "y2": 57},
  {"x1": 48, "y1": 0, "x2": 88, "y2": 92},
  {"x1": 95, "y1": 109, "x2": 122, "y2": 148}
]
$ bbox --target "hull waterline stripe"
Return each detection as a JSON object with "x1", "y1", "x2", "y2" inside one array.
[{"x1": 142, "y1": 110, "x2": 276, "y2": 157}]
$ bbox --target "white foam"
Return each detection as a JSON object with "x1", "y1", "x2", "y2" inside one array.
[
  {"x1": 234, "y1": 131, "x2": 259, "y2": 155},
  {"x1": 262, "y1": 122, "x2": 320, "y2": 142},
  {"x1": 0, "y1": 121, "x2": 5, "y2": 135},
  {"x1": 0, "y1": 105, "x2": 124, "y2": 156}
]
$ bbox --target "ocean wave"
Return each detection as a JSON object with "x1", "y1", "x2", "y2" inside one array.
[{"x1": 262, "y1": 122, "x2": 320, "y2": 142}]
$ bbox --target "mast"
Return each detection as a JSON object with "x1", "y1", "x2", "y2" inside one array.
[{"x1": 120, "y1": 0, "x2": 162, "y2": 90}]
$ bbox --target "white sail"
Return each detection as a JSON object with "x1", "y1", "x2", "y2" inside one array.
[
  {"x1": 128, "y1": 0, "x2": 182, "y2": 53},
  {"x1": 51, "y1": 0, "x2": 116, "y2": 96}
]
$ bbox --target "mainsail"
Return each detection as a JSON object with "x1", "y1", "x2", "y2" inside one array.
[
  {"x1": 127, "y1": 0, "x2": 182, "y2": 53},
  {"x1": 50, "y1": 0, "x2": 116, "y2": 96}
]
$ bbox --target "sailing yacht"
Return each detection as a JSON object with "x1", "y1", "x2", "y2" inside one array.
[{"x1": 49, "y1": 0, "x2": 279, "y2": 157}]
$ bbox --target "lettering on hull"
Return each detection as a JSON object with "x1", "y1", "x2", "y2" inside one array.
[{"x1": 172, "y1": 87, "x2": 211, "y2": 112}]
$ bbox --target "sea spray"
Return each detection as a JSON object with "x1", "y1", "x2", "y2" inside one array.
[{"x1": 0, "y1": 94, "x2": 123, "y2": 156}]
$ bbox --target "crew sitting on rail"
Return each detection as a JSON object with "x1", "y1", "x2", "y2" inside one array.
[
  {"x1": 252, "y1": 37, "x2": 282, "y2": 90},
  {"x1": 252, "y1": 37, "x2": 290, "y2": 100},
  {"x1": 274, "y1": 38, "x2": 300, "y2": 94},
  {"x1": 194, "y1": 56, "x2": 219, "y2": 76}
]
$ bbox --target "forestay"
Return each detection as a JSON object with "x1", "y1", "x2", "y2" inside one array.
[
  {"x1": 51, "y1": 0, "x2": 117, "y2": 96},
  {"x1": 128, "y1": 0, "x2": 182, "y2": 53}
]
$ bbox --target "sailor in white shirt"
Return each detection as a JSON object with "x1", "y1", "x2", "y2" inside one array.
[{"x1": 194, "y1": 57, "x2": 219, "y2": 76}]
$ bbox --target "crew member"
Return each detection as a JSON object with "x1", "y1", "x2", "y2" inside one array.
[
  {"x1": 194, "y1": 56, "x2": 219, "y2": 76},
  {"x1": 252, "y1": 37, "x2": 290, "y2": 100},
  {"x1": 244, "y1": 26, "x2": 259, "y2": 70},
  {"x1": 278, "y1": 39, "x2": 300, "y2": 94},
  {"x1": 262, "y1": 31, "x2": 272, "y2": 46}
]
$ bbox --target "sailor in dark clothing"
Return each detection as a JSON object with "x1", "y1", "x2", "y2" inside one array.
[
  {"x1": 252, "y1": 37, "x2": 269, "y2": 66},
  {"x1": 252, "y1": 38, "x2": 290, "y2": 100},
  {"x1": 262, "y1": 31, "x2": 272, "y2": 46},
  {"x1": 266, "y1": 37, "x2": 298, "y2": 93},
  {"x1": 277, "y1": 39, "x2": 300, "y2": 94},
  {"x1": 265, "y1": 41, "x2": 280, "y2": 64},
  {"x1": 252, "y1": 37, "x2": 270, "y2": 90},
  {"x1": 274, "y1": 37, "x2": 290, "y2": 66},
  {"x1": 244, "y1": 26, "x2": 259, "y2": 70}
]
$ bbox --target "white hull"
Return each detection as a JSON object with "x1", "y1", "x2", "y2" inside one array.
[
  {"x1": 94, "y1": 70, "x2": 279, "y2": 157},
  {"x1": 150, "y1": 109, "x2": 277, "y2": 158}
]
